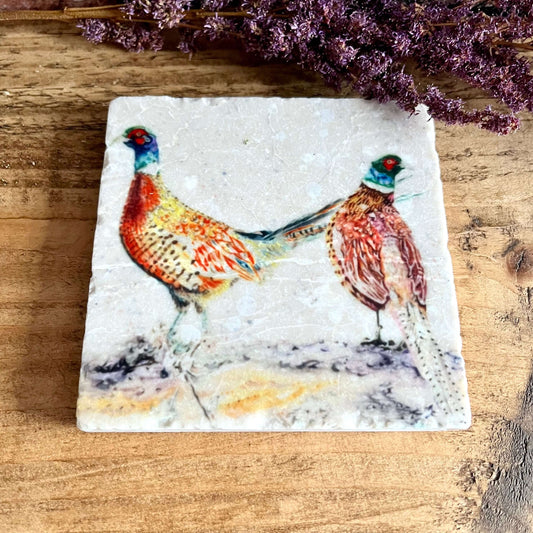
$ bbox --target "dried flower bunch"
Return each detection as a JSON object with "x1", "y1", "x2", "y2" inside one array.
[{"x1": 77, "y1": 1, "x2": 533, "y2": 134}]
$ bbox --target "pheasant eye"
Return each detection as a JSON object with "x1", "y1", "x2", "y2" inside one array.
[
  {"x1": 383, "y1": 158, "x2": 398, "y2": 171},
  {"x1": 134, "y1": 137, "x2": 146, "y2": 145}
]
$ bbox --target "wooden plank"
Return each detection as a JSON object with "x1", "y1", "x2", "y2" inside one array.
[{"x1": 0, "y1": 20, "x2": 532, "y2": 532}]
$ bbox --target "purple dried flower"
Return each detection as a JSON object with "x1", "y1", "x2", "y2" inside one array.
[
  {"x1": 77, "y1": 0, "x2": 533, "y2": 134},
  {"x1": 78, "y1": 19, "x2": 164, "y2": 52},
  {"x1": 203, "y1": 16, "x2": 236, "y2": 40}
]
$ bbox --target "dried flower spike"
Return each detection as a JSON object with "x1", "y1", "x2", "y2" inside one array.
[{"x1": 76, "y1": 1, "x2": 533, "y2": 134}]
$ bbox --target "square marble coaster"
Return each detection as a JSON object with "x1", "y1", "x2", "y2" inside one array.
[{"x1": 77, "y1": 96, "x2": 471, "y2": 431}]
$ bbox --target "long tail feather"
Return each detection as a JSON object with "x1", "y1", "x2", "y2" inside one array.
[
  {"x1": 392, "y1": 300, "x2": 470, "y2": 426},
  {"x1": 237, "y1": 198, "x2": 342, "y2": 243}
]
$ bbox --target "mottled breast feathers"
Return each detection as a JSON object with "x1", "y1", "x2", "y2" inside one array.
[
  {"x1": 327, "y1": 185, "x2": 426, "y2": 311},
  {"x1": 120, "y1": 172, "x2": 261, "y2": 301}
]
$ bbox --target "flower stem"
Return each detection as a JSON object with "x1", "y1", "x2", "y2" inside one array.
[
  {"x1": 0, "y1": 5, "x2": 530, "y2": 51},
  {"x1": 0, "y1": 7, "x2": 124, "y2": 21},
  {"x1": 0, "y1": 6, "x2": 252, "y2": 22}
]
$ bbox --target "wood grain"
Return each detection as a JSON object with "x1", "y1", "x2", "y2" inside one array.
[{"x1": 0, "y1": 21, "x2": 532, "y2": 533}]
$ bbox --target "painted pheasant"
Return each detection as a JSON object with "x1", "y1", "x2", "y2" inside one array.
[
  {"x1": 121, "y1": 127, "x2": 340, "y2": 353},
  {"x1": 326, "y1": 155, "x2": 467, "y2": 422}
]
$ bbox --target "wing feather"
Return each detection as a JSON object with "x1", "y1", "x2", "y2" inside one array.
[
  {"x1": 385, "y1": 206, "x2": 426, "y2": 307},
  {"x1": 329, "y1": 203, "x2": 426, "y2": 310},
  {"x1": 330, "y1": 214, "x2": 389, "y2": 310},
  {"x1": 152, "y1": 205, "x2": 260, "y2": 283}
]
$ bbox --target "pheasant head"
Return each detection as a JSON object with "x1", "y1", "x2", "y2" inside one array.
[
  {"x1": 124, "y1": 127, "x2": 159, "y2": 172},
  {"x1": 362, "y1": 155, "x2": 403, "y2": 193}
]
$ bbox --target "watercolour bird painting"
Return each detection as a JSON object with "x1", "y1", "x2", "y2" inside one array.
[
  {"x1": 326, "y1": 155, "x2": 469, "y2": 426},
  {"x1": 77, "y1": 97, "x2": 471, "y2": 432},
  {"x1": 120, "y1": 126, "x2": 341, "y2": 361}
]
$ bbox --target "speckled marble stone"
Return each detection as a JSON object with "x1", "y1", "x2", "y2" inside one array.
[{"x1": 77, "y1": 96, "x2": 471, "y2": 431}]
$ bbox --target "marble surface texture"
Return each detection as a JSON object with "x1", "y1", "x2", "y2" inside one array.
[{"x1": 77, "y1": 96, "x2": 471, "y2": 431}]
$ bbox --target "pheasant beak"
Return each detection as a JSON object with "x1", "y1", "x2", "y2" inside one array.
[{"x1": 123, "y1": 132, "x2": 136, "y2": 146}]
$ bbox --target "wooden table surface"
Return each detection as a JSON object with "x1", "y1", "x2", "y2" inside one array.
[{"x1": 1, "y1": 20, "x2": 532, "y2": 533}]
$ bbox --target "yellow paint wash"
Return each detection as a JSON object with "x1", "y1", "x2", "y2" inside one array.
[
  {"x1": 218, "y1": 367, "x2": 333, "y2": 418},
  {"x1": 77, "y1": 386, "x2": 176, "y2": 416}
]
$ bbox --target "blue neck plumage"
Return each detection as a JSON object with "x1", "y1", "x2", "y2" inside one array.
[
  {"x1": 134, "y1": 146, "x2": 159, "y2": 172},
  {"x1": 362, "y1": 167, "x2": 395, "y2": 193}
]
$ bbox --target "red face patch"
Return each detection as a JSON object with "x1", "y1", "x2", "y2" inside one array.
[
  {"x1": 127, "y1": 128, "x2": 149, "y2": 143},
  {"x1": 383, "y1": 158, "x2": 398, "y2": 171}
]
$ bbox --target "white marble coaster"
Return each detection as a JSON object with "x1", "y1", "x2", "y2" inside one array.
[{"x1": 77, "y1": 96, "x2": 471, "y2": 431}]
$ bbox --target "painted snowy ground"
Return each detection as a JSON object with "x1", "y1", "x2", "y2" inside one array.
[{"x1": 77, "y1": 334, "x2": 468, "y2": 431}]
